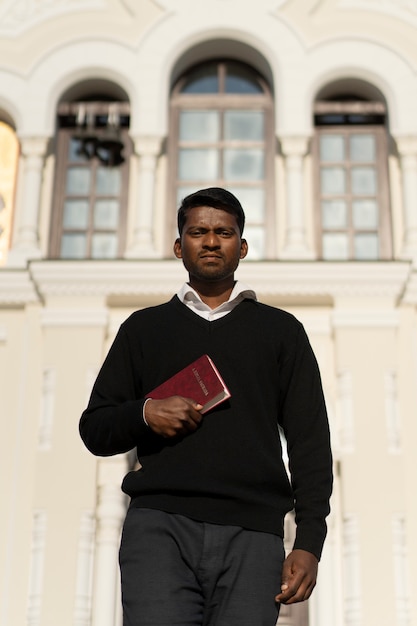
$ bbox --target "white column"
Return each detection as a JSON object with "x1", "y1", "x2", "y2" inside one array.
[
  {"x1": 7, "y1": 136, "x2": 48, "y2": 267},
  {"x1": 280, "y1": 135, "x2": 314, "y2": 259},
  {"x1": 397, "y1": 136, "x2": 417, "y2": 259},
  {"x1": 91, "y1": 456, "x2": 128, "y2": 626},
  {"x1": 125, "y1": 135, "x2": 161, "y2": 258}
]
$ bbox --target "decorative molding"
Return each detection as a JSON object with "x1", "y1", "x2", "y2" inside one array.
[
  {"x1": 0, "y1": 270, "x2": 39, "y2": 305},
  {"x1": 402, "y1": 265, "x2": 417, "y2": 304},
  {"x1": 0, "y1": 0, "x2": 105, "y2": 37},
  {"x1": 239, "y1": 261, "x2": 410, "y2": 299},
  {"x1": 28, "y1": 260, "x2": 411, "y2": 302},
  {"x1": 151, "y1": 0, "x2": 289, "y2": 11},
  {"x1": 339, "y1": 0, "x2": 417, "y2": 27}
]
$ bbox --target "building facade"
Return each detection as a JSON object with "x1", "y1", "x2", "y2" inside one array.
[{"x1": 1, "y1": 1, "x2": 417, "y2": 625}]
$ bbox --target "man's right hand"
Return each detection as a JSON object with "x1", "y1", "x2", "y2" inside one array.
[{"x1": 144, "y1": 397, "x2": 203, "y2": 438}]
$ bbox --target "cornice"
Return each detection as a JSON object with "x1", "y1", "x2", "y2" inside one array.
[
  {"x1": 402, "y1": 265, "x2": 417, "y2": 304},
  {"x1": 238, "y1": 261, "x2": 410, "y2": 299},
  {"x1": 0, "y1": 269, "x2": 39, "y2": 306},
  {"x1": 25, "y1": 259, "x2": 412, "y2": 303},
  {"x1": 29, "y1": 260, "x2": 188, "y2": 298}
]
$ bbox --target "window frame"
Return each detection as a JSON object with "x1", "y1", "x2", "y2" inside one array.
[
  {"x1": 49, "y1": 101, "x2": 131, "y2": 260},
  {"x1": 313, "y1": 101, "x2": 392, "y2": 261},
  {"x1": 168, "y1": 60, "x2": 275, "y2": 259}
]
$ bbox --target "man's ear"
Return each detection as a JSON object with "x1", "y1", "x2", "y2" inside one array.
[
  {"x1": 173, "y1": 238, "x2": 182, "y2": 259},
  {"x1": 240, "y1": 238, "x2": 248, "y2": 259}
]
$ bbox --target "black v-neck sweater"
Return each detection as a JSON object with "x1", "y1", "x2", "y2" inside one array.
[{"x1": 80, "y1": 296, "x2": 332, "y2": 559}]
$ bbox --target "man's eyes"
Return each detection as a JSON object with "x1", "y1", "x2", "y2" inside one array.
[{"x1": 189, "y1": 229, "x2": 233, "y2": 237}]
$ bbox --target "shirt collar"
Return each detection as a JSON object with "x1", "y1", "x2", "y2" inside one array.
[{"x1": 177, "y1": 281, "x2": 257, "y2": 311}]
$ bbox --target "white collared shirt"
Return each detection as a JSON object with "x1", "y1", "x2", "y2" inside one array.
[{"x1": 177, "y1": 281, "x2": 257, "y2": 321}]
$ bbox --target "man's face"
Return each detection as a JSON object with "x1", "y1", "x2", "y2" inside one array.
[{"x1": 173, "y1": 205, "x2": 248, "y2": 286}]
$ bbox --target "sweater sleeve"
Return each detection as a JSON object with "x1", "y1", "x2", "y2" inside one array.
[
  {"x1": 279, "y1": 323, "x2": 333, "y2": 560},
  {"x1": 79, "y1": 323, "x2": 149, "y2": 456}
]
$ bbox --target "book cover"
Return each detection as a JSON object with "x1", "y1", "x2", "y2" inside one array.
[{"x1": 145, "y1": 354, "x2": 231, "y2": 414}]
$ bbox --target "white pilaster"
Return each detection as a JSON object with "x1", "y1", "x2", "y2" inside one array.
[
  {"x1": 7, "y1": 137, "x2": 48, "y2": 268},
  {"x1": 392, "y1": 514, "x2": 411, "y2": 626},
  {"x1": 342, "y1": 514, "x2": 361, "y2": 626},
  {"x1": 125, "y1": 135, "x2": 161, "y2": 258},
  {"x1": 397, "y1": 136, "x2": 417, "y2": 260},
  {"x1": 74, "y1": 511, "x2": 96, "y2": 626},
  {"x1": 38, "y1": 367, "x2": 56, "y2": 451},
  {"x1": 91, "y1": 456, "x2": 128, "y2": 626},
  {"x1": 27, "y1": 510, "x2": 47, "y2": 626},
  {"x1": 280, "y1": 136, "x2": 314, "y2": 260}
]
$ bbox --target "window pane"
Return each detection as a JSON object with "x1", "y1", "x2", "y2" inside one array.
[
  {"x1": 350, "y1": 134, "x2": 375, "y2": 162},
  {"x1": 60, "y1": 233, "x2": 87, "y2": 258},
  {"x1": 96, "y1": 167, "x2": 121, "y2": 194},
  {"x1": 224, "y1": 111, "x2": 264, "y2": 141},
  {"x1": 228, "y1": 187, "x2": 265, "y2": 222},
  {"x1": 179, "y1": 111, "x2": 219, "y2": 142},
  {"x1": 351, "y1": 167, "x2": 376, "y2": 195},
  {"x1": 321, "y1": 167, "x2": 346, "y2": 194},
  {"x1": 322, "y1": 233, "x2": 349, "y2": 260},
  {"x1": 68, "y1": 137, "x2": 91, "y2": 162},
  {"x1": 181, "y1": 64, "x2": 218, "y2": 94},
  {"x1": 91, "y1": 233, "x2": 118, "y2": 258},
  {"x1": 224, "y1": 149, "x2": 264, "y2": 181},
  {"x1": 352, "y1": 199, "x2": 378, "y2": 229},
  {"x1": 225, "y1": 63, "x2": 263, "y2": 94},
  {"x1": 320, "y1": 135, "x2": 345, "y2": 162},
  {"x1": 94, "y1": 200, "x2": 119, "y2": 229},
  {"x1": 354, "y1": 233, "x2": 379, "y2": 259},
  {"x1": 66, "y1": 167, "x2": 91, "y2": 194},
  {"x1": 179, "y1": 149, "x2": 218, "y2": 180},
  {"x1": 63, "y1": 200, "x2": 89, "y2": 228},
  {"x1": 321, "y1": 200, "x2": 347, "y2": 229},
  {"x1": 244, "y1": 225, "x2": 265, "y2": 259}
]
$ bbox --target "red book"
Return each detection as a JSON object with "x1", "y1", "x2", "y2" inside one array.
[{"x1": 145, "y1": 354, "x2": 231, "y2": 414}]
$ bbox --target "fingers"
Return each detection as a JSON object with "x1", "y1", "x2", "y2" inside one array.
[
  {"x1": 275, "y1": 573, "x2": 316, "y2": 604},
  {"x1": 275, "y1": 549, "x2": 318, "y2": 605},
  {"x1": 144, "y1": 396, "x2": 203, "y2": 438}
]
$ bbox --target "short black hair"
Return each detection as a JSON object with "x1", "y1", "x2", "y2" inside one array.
[{"x1": 177, "y1": 187, "x2": 245, "y2": 236}]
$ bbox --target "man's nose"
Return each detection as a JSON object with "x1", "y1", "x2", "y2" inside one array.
[{"x1": 202, "y1": 232, "x2": 220, "y2": 248}]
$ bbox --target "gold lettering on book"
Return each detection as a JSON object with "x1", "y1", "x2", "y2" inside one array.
[{"x1": 192, "y1": 367, "x2": 209, "y2": 397}]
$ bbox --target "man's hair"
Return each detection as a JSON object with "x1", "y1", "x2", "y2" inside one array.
[{"x1": 177, "y1": 187, "x2": 245, "y2": 236}]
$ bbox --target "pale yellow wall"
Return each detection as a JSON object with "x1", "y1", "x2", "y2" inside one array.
[{"x1": 1, "y1": 2, "x2": 417, "y2": 626}]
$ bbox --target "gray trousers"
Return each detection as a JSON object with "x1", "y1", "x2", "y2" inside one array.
[{"x1": 119, "y1": 507, "x2": 284, "y2": 626}]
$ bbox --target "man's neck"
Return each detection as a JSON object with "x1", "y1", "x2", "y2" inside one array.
[{"x1": 188, "y1": 280, "x2": 236, "y2": 310}]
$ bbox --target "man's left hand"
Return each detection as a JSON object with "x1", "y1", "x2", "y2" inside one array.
[{"x1": 275, "y1": 549, "x2": 318, "y2": 605}]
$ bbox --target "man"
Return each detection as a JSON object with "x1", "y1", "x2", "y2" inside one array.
[{"x1": 79, "y1": 187, "x2": 333, "y2": 626}]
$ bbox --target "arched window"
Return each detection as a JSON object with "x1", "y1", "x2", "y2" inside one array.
[
  {"x1": 49, "y1": 86, "x2": 131, "y2": 259},
  {"x1": 0, "y1": 121, "x2": 19, "y2": 266},
  {"x1": 169, "y1": 60, "x2": 274, "y2": 259},
  {"x1": 314, "y1": 81, "x2": 392, "y2": 260}
]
